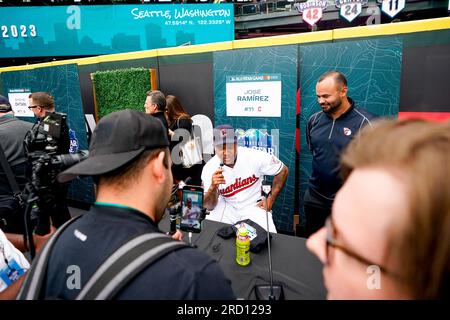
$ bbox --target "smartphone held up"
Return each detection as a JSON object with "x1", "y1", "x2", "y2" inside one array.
[{"x1": 180, "y1": 185, "x2": 205, "y2": 233}]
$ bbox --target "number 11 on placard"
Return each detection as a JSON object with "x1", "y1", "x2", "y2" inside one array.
[{"x1": 389, "y1": 0, "x2": 399, "y2": 11}]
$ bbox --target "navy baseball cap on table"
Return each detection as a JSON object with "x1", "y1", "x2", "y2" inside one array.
[
  {"x1": 0, "y1": 95, "x2": 12, "y2": 112},
  {"x1": 57, "y1": 109, "x2": 169, "y2": 183},
  {"x1": 213, "y1": 124, "x2": 237, "y2": 146}
]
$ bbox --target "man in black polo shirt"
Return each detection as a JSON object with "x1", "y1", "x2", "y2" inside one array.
[
  {"x1": 304, "y1": 71, "x2": 378, "y2": 237},
  {"x1": 41, "y1": 109, "x2": 235, "y2": 299}
]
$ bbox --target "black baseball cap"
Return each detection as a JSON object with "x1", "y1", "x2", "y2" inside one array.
[
  {"x1": 0, "y1": 95, "x2": 12, "y2": 112},
  {"x1": 57, "y1": 109, "x2": 169, "y2": 183},
  {"x1": 213, "y1": 124, "x2": 237, "y2": 146}
]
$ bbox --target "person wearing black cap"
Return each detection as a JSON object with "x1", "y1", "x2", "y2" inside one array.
[
  {"x1": 0, "y1": 95, "x2": 33, "y2": 233},
  {"x1": 33, "y1": 109, "x2": 235, "y2": 300},
  {"x1": 202, "y1": 124, "x2": 289, "y2": 233}
]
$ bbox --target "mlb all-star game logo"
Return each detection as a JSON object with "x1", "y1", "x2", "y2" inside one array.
[
  {"x1": 335, "y1": 0, "x2": 368, "y2": 22},
  {"x1": 294, "y1": 0, "x2": 328, "y2": 27},
  {"x1": 235, "y1": 129, "x2": 278, "y2": 157}
]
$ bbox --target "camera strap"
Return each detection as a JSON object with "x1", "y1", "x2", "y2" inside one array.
[
  {"x1": 0, "y1": 144, "x2": 24, "y2": 207},
  {"x1": 17, "y1": 215, "x2": 188, "y2": 300}
]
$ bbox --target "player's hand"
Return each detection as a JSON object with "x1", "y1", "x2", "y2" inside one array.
[
  {"x1": 211, "y1": 168, "x2": 226, "y2": 188},
  {"x1": 256, "y1": 197, "x2": 273, "y2": 212}
]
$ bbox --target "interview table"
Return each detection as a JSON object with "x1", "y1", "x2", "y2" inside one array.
[{"x1": 160, "y1": 218, "x2": 327, "y2": 300}]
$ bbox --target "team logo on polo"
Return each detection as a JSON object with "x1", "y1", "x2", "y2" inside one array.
[
  {"x1": 343, "y1": 127, "x2": 352, "y2": 136},
  {"x1": 335, "y1": 0, "x2": 368, "y2": 22}
]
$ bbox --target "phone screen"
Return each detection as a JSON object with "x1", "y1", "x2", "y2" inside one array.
[{"x1": 180, "y1": 187, "x2": 204, "y2": 232}]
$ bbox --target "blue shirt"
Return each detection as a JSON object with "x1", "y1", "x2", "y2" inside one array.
[
  {"x1": 306, "y1": 98, "x2": 378, "y2": 201},
  {"x1": 44, "y1": 204, "x2": 235, "y2": 300}
]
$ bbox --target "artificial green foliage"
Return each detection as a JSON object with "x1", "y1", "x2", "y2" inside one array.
[{"x1": 92, "y1": 67, "x2": 150, "y2": 119}]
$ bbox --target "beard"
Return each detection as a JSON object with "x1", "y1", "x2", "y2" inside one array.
[
  {"x1": 155, "y1": 172, "x2": 173, "y2": 223},
  {"x1": 223, "y1": 153, "x2": 237, "y2": 166},
  {"x1": 321, "y1": 99, "x2": 342, "y2": 115}
]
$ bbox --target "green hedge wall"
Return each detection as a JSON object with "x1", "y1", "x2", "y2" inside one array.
[{"x1": 92, "y1": 67, "x2": 151, "y2": 119}]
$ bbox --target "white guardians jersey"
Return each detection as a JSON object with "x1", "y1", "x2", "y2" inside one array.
[{"x1": 202, "y1": 147, "x2": 284, "y2": 210}]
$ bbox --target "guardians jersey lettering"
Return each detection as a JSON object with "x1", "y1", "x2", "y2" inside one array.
[{"x1": 219, "y1": 175, "x2": 259, "y2": 197}]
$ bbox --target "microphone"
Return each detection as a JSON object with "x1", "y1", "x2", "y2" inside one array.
[
  {"x1": 168, "y1": 204, "x2": 180, "y2": 236},
  {"x1": 254, "y1": 177, "x2": 284, "y2": 300},
  {"x1": 215, "y1": 162, "x2": 225, "y2": 188},
  {"x1": 178, "y1": 177, "x2": 192, "y2": 189}
]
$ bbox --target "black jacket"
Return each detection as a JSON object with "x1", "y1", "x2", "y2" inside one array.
[
  {"x1": 0, "y1": 115, "x2": 32, "y2": 200},
  {"x1": 152, "y1": 111, "x2": 169, "y2": 140},
  {"x1": 44, "y1": 204, "x2": 236, "y2": 300}
]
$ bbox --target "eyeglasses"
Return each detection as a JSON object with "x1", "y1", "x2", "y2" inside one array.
[
  {"x1": 28, "y1": 105, "x2": 41, "y2": 110},
  {"x1": 325, "y1": 216, "x2": 399, "y2": 279}
]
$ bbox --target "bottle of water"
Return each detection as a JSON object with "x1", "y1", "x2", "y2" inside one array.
[{"x1": 236, "y1": 227, "x2": 251, "y2": 266}]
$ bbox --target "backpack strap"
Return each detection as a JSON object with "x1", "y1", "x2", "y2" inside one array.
[
  {"x1": 76, "y1": 233, "x2": 188, "y2": 300},
  {"x1": 16, "y1": 214, "x2": 83, "y2": 300}
]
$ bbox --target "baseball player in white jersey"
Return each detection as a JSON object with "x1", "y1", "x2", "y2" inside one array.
[{"x1": 202, "y1": 125, "x2": 289, "y2": 233}]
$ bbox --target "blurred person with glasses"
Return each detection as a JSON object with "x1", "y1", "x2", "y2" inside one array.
[
  {"x1": 28, "y1": 92, "x2": 56, "y2": 121},
  {"x1": 307, "y1": 118, "x2": 450, "y2": 299}
]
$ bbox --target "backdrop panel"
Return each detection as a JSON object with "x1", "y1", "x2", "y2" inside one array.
[
  {"x1": 214, "y1": 45, "x2": 298, "y2": 233},
  {"x1": 298, "y1": 37, "x2": 403, "y2": 225},
  {"x1": 1, "y1": 64, "x2": 94, "y2": 204},
  {"x1": 159, "y1": 53, "x2": 214, "y2": 122},
  {"x1": 400, "y1": 29, "x2": 450, "y2": 114}
]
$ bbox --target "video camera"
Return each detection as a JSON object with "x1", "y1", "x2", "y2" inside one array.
[{"x1": 23, "y1": 112, "x2": 87, "y2": 240}]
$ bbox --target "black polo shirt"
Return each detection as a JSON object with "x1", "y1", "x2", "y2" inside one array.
[
  {"x1": 306, "y1": 98, "x2": 378, "y2": 201},
  {"x1": 44, "y1": 203, "x2": 235, "y2": 300}
]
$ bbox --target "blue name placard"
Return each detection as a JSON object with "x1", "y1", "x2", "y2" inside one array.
[{"x1": 0, "y1": 4, "x2": 234, "y2": 58}]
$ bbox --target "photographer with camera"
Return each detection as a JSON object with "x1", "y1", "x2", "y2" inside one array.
[
  {"x1": 27, "y1": 92, "x2": 71, "y2": 230},
  {"x1": 0, "y1": 95, "x2": 55, "y2": 299},
  {"x1": 18, "y1": 110, "x2": 235, "y2": 300}
]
